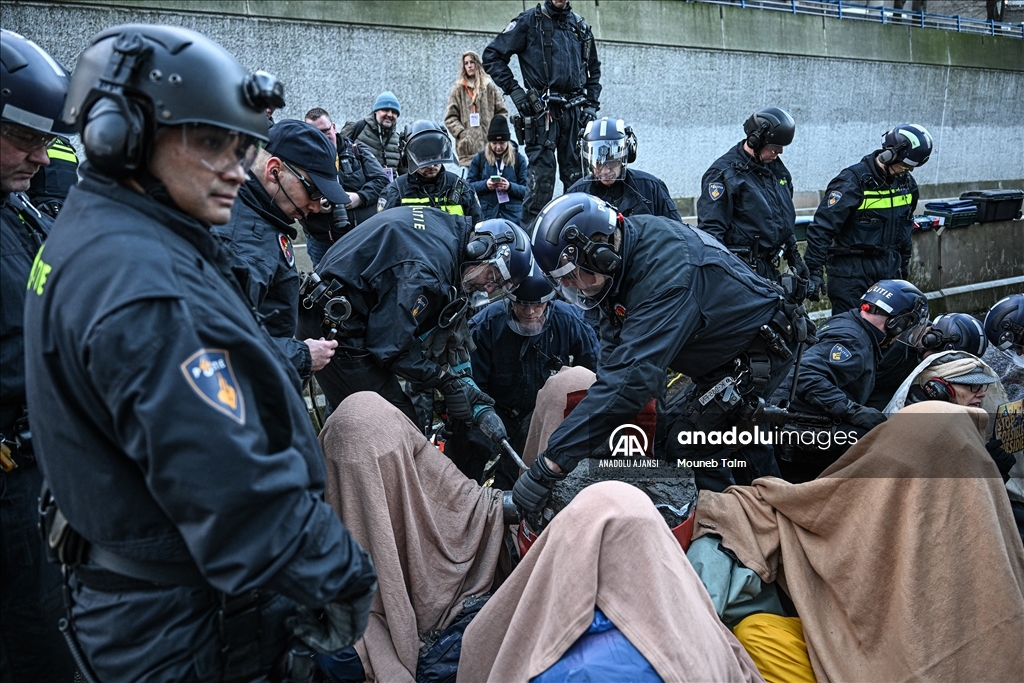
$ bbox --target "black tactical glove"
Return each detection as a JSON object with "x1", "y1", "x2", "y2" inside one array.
[
  {"x1": 807, "y1": 272, "x2": 824, "y2": 302},
  {"x1": 845, "y1": 404, "x2": 887, "y2": 431},
  {"x1": 787, "y1": 247, "x2": 810, "y2": 281},
  {"x1": 510, "y1": 88, "x2": 532, "y2": 117},
  {"x1": 475, "y1": 406, "x2": 508, "y2": 445},
  {"x1": 439, "y1": 375, "x2": 494, "y2": 422},
  {"x1": 581, "y1": 106, "x2": 598, "y2": 124},
  {"x1": 986, "y1": 438, "x2": 1014, "y2": 483},
  {"x1": 286, "y1": 581, "x2": 377, "y2": 654},
  {"x1": 512, "y1": 455, "x2": 566, "y2": 514}
]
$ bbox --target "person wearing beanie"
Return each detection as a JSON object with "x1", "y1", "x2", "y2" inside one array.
[
  {"x1": 340, "y1": 90, "x2": 406, "y2": 179},
  {"x1": 444, "y1": 50, "x2": 508, "y2": 167},
  {"x1": 212, "y1": 119, "x2": 344, "y2": 380},
  {"x1": 467, "y1": 114, "x2": 528, "y2": 223}
]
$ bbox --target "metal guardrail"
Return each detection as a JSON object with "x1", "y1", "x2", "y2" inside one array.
[{"x1": 695, "y1": 0, "x2": 1024, "y2": 39}]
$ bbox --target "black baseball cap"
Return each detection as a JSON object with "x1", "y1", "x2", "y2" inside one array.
[{"x1": 266, "y1": 119, "x2": 346, "y2": 205}]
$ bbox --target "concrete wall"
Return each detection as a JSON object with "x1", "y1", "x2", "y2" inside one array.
[{"x1": 3, "y1": 0, "x2": 1022, "y2": 206}]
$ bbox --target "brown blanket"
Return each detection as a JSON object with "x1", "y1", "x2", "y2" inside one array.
[
  {"x1": 523, "y1": 365, "x2": 597, "y2": 466},
  {"x1": 320, "y1": 392, "x2": 506, "y2": 683},
  {"x1": 458, "y1": 480, "x2": 765, "y2": 683},
  {"x1": 694, "y1": 402, "x2": 1024, "y2": 683}
]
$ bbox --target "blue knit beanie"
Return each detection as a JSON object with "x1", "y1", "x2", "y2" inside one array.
[{"x1": 373, "y1": 91, "x2": 401, "y2": 115}]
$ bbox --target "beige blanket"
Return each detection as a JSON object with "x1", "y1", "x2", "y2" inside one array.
[
  {"x1": 320, "y1": 392, "x2": 506, "y2": 683},
  {"x1": 458, "y1": 480, "x2": 765, "y2": 683},
  {"x1": 694, "y1": 401, "x2": 1024, "y2": 683}
]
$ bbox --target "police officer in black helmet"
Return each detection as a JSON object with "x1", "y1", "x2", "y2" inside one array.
[
  {"x1": 24, "y1": 25, "x2": 376, "y2": 680},
  {"x1": 483, "y1": 0, "x2": 602, "y2": 227},
  {"x1": 516, "y1": 193, "x2": 810, "y2": 511},
  {"x1": 0, "y1": 28, "x2": 78, "y2": 682},
  {"x1": 698, "y1": 107, "x2": 807, "y2": 287}
]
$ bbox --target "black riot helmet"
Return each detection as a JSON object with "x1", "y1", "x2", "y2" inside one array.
[
  {"x1": 462, "y1": 218, "x2": 533, "y2": 302},
  {"x1": 63, "y1": 24, "x2": 283, "y2": 177},
  {"x1": 921, "y1": 313, "x2": 987, "y2": 356},
  {"x1": 579, "y1": 116, "x2": 637, "y2": 181},
  {"x1": 531, "y1": 193, "x2": 621, "y2": 310},
  {"x1": 860, "y1": 279, "x2": 929, "y2": 346},
  {"x1": 743, "y1": 106, "x2": 795, "y2": 151},
  {"x1": 984, "y1": 294, "x2": 1024, "y2": 356},
  {"x1": 401, "y1": 119, "x2": 454, "y2": 170},
  {"x1": 1, "y1": 29, "x2": 73, "y2": 135},
  {"x1": 505, "y1": 266, "x2": 556, "y2": 336},
  {"x1": 878, "y1": 123, "x2": 933, "y2": 168}
]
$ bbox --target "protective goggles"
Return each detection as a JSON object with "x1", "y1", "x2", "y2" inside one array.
[
  {"x1": 281, "y1": 160, "x2": 327, "y2": 204},
  {"x1": 545, "y1": 252, "x2": 613, "y2": 311},
  {"x1": 182, "y1": 123, "x2": 261, "y2": 174},
  {"x1": 506, "y1": 299, "x2": 550, "y2": 337},
  {"x1": 1, "y1": 123, "x2": 57, "y2": 153}
]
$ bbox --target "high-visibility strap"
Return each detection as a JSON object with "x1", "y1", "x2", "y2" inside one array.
[
  {"x1": 47, "y1": 141, "x2": 78, "y2": 164},
  {"x1": 399, "y1": 196, "x2": 465, "y2": 216},
  {"x1": 858, "y1": 189, "x2": 913, "y2": 211}
]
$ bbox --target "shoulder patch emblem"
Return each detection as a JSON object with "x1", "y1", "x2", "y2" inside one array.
[
  {"x1": 827, "y1": 190, "x2": 843, "y2": 207},
  {"x1": 830, "y1": 344, "x2": 852, "y2": 362},
  {"x1": 503, "y1": 20, "x2": 517, "y2": 33},
  {"x1": 614, "y1": 304, "x2": 627, "y2": 319},
  {"x1": 708, "y1": 182, "x2": 724, "y2": 201},
  {"x1": 181, "y1": 349, "x2": 245, "y2": 424},
  {"x1": 412, "y1": 294, "x2": 429, "y2": 318},
  {"x1": 377, "y1": 197, "x2": 386, "y2": 212},
  {"x1": 278, "y1": 234, "x2": 294, "y2": 267}
]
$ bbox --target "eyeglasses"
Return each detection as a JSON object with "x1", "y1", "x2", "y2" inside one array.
[
  {"x1": 281, "y1": 160, "x2": 326, "y2": 203},
  {"x1": 1, "y1": 123, "x2": 57, "y2": 153},
  {"x1": 764, "y1": 144, "x2": 784, "y2": 154},
  {"x1": 180, "y1": 123, "x2": 260, "y2": 174}
]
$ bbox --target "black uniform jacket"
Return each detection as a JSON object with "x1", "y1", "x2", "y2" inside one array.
[
  {"x1": 213, "y1": 175, "x2": 311, "y2": 378},
  {"x1": 543, "y1": 215, "x2": 783, "y2": 471},
  {"x1": 776, "y1": 310, "x2": 886, "y2": 417},
  {"x1": 804, "y1": 152, "x2": 919, "y2": 275},
  {"x1": 1, "y1": 191, "x2": 50, "y2": 431},
  {"x1": 568, "y1": 168, "x2": 682, "y2": 222},
  {"x1": 378, "y1": 170, "x2": 482, "y2": 224},
  {"x1": 483, "y1": 0, "x2": 601, "y2": 107},
  {"x1": 23, "y1": 171, "x2": 368, "y2": 605},
  {"x1": 314, "y1": 206, "x2": 476, "y2": 388},
  {"x1": 697, "y1": 141, "x2": 796, "y2": 257}
]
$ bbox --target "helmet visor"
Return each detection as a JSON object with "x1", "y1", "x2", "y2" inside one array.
[
  {"x1": 895, "y1": 318, "x2": 930, "y2": 347},
  {"x1": 545, "y1": 252, "x2": 613, "y2": 311},
  {"x1": 406, "y1": 134, "x2": 453, "y2": 170},
  {"x1": 583, "y1": 139, "x2": 627, "y2": 179},
  {"x1": 461, "y1": 261, "x2": 515, "y2": 303},
  {"x1": 181, "y1": 123, "x2": 261, "y2": 174},
  {"x1": 506, "y1": 300, "x2": 550, "y2": 336}
]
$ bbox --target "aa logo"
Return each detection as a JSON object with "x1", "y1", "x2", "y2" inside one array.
[{"x1": 608, "y1": 424, "x2": 649, "y2": 458}]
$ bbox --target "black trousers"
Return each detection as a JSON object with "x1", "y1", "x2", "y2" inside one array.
[
  {"x1": 311, "y1": 346, "x2": 419, "y2": 428},
  {"x1": 521, "y1": 106, "x2": 585, "y2": 227},
  {"x1": 826, "y1": 251, "x2": 902, "y2": 316}
]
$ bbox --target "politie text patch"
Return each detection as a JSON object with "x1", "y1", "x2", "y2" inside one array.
[{"x1": 181, "y1": 349, "x2": 245, "y2": 423}]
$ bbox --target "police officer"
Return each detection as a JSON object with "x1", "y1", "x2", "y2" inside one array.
[
  {"x1": 27, "y1": 134, "x2": 79, "y2": 218},
  {"x1": 212, "y1": 118, "x2": 342, "y2": 380},
  {"x1": 985, "y1": 294, "x2": 1024, "y2": 366},
  {"x1": 24, "y1": 25, "x2": 376, "y2": 680},
  {"x1": 0, "y1": 28, "x2": 77, "y2": 682},
  {"x1": 296, "y1": 210, "x2": 533, "y2": 429},
  {"x1": 773, "y1": 280, "x2": 928, "y2": 482},
  {"x1": 867, "y1": 311, "x2": 989, "y2": 409},
  {"x1": 698, "y1": 107, "x2": 807, "y2": 285},
  {"x1": 483, "y1": 0, "x2": 602, "y2": 226},
  {"x1": 516, "y1": 193, "x2": 808, "y2": 509},
  {"x1": 567, "y1": 116, "x2": 681, "y2": 221},
  {"x1": 377, "y1": 120, "x2": 481, "y2": 223},
  {"x1": 304, "y1": 107, "x2": 390, "y2": 264},
  {"x1": 805, "y1": 123, "x2": 932, "y2": 315},
  {"x1": 456, "y1": 270, "x2": 598, "y2": 487}
]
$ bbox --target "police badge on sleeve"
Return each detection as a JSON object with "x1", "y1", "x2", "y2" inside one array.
[
  {"x1": 830, "y1": 344, "x2": 852, "y2": 362},
  {"x1": 279, "y1": 234, "x2": 294, "y2": 267},
  {"x1": 181, "y1": 349, "x2": 245, "y2": 423},
  {"x1": 827, "y1": 190, "x2": 843, "y2": 207},
  {"x1": 708, "y1": 182, "x2": 724, "y2": 201}
]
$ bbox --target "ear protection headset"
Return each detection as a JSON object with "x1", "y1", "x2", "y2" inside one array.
[
  {"x1": 465, "y1": 226, "x2": 514, "y2": 261},
  {"x1": 563, "y1": 226, "x2": 621, "y2": 275},
  {"x1": 746, "y1": 120, "x2": 770, "y2": 151},
  {"x1": 920, "y1": 377, "x2": 956, "y2": 403},
  {"x1": 623, "y1": 125, "x2": 638, "y2": 163},
  {"x1": 877, "y1": 133, "x2": 909, "y2": 165},
  {"x1": 80, "y1": 32, "x2": 151, "y2": 177},
  {"x1": 920, "y1": 326, "x2": 958, "y2": 351}
]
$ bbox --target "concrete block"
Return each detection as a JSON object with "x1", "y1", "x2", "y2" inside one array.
[{"x1": 936, "y1": 219, "x2": 1024, "y2": 288}]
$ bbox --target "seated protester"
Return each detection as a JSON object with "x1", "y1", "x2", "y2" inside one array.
[
  {"x1": 691, "y1": 401, "x2": 1024, "y2": 683},
  {"x1": 467, "y1": 114, "x2": 527, "y2": 224},
  {"x1": 458, "y1": 482, "x2": 763, "y2": 683},
  {"x1": 771, "y1": 279, "x2": 928, "y2": 483},
  {"x1": 867, "y1": 311, "x2": 988, "y2": 409},
  {"x1": 566, "y1": 117, "x2": 681, "y2": 221},
  {"x1": 212, "y1": 118, "x2": 341, "y2": 380},
  {"x1": 445, "y1": 271, "x2": 598, "y2": 487},
  {"x1": 377, "y1": 120, "x2": 481, "y2": 223}
]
